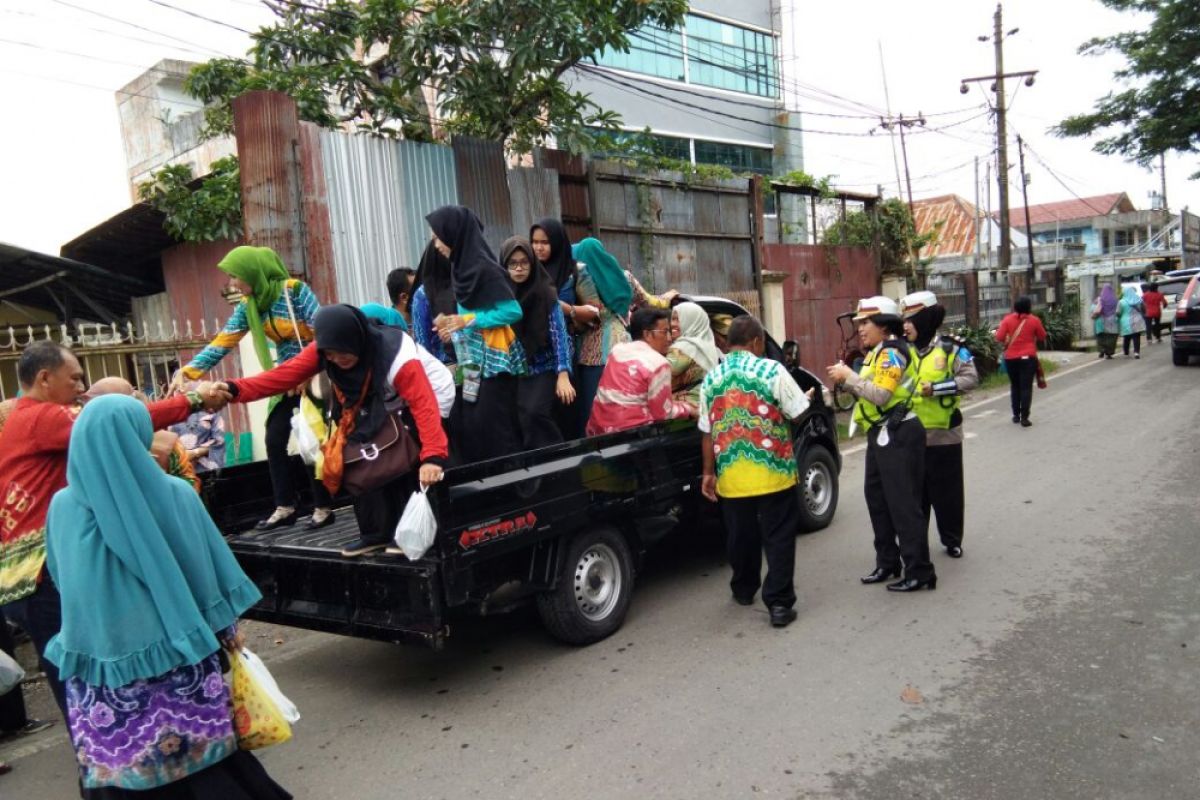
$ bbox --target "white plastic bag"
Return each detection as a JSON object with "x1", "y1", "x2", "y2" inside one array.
[
  {"x1": 0, "y1": 648, "x2": 24, "y2": 696},
  {"x1": 290, "y1": 407, "x2": 321, "y2": 466},
  {"x1": 393, "y1": 486, "x2": 436, "y2": 561},
  {"x1": 238, "y1": 648, "x2": 300, "y2": 724}
]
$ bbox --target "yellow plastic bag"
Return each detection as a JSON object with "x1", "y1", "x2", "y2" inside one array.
[
  {"x1": 299, "y1": 394, "x2": 329, "y2": 478},
  {"x1": 230, "y1": 648, "x2": 293, "y2": 751}
]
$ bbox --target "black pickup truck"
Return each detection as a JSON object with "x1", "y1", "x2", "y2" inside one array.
[{"x1": 207, "y1": 298, "x2": 840, "y2": 650}]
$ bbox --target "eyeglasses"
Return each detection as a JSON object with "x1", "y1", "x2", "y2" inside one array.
[
  {"x1": 506, "y1": 259, "x2": 531, "y2": 271},
  {"x1": 647, "y1": 327, "x2": 670, "y2": 337}
]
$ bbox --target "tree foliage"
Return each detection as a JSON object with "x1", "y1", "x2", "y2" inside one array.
[
  {"x1": 1054, "y1": 0, "x2": 1200, "y2": 177},
  {"x1": 185, "y1": 0, "x2": 688, "y2": 153},
  {"x1": 137, "y1": 156, "x2": 243, "y2": 243},
  {"x1": 820, "y1": 198, "x2": 934, "y2": 275}
]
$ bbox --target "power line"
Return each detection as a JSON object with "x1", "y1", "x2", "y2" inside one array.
[
  {"x1": 144, "y1": 0, "x2": 255, "y2": 35},
  {"x1": 0, "y1": 65, "x2": 207, "y2": 109},
  {"x1": 0, "y1": 36, "x2": 195, "y2": 74},
  {"x1": 0, "y1": 7, "x2": 225, "y2": 59},
  {"x1": 49, "y1": 0, "x2": 233, "y2": 56}
]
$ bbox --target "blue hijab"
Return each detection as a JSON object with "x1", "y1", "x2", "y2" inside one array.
[
  {"x1": 44, "y1": 395, "x2": 260, "y2": 688},
  {"x1": 360, "y1": 302, "x2": 408, "y2": 331}
]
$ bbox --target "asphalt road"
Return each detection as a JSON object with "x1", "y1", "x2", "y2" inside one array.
[{"x1": 4, "y1": 342, "x2": 1199, "y2": 799}]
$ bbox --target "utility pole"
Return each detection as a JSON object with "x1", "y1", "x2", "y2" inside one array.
[
  {"x1": 1159, "y1": 153, "x2": 1168, "y2": 212},
  {"x1": 877, "y1": 113, "x2": 928, "y2": 286},
  {"x1": 1017, "y1": 135, "x2": 1036, "y2": 274},
  {"x1": 960, "y1": 3, "x2": 1037, "y2": 304}
]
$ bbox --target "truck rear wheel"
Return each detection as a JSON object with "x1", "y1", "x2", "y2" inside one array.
[
  {"x1": 536, "y1": 527, "x2": 634, "y2": 646},
  {"x1": 796, "y1": 444, "x2": 839, "y2": 532}
]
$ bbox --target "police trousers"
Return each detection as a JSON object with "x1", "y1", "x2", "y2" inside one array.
[
  {"x1": 864, "y1": 417, "x2": 934, "y2": 582},
  {"x1": 922, "y1": 442, "x2": 965, "y2": 550}
]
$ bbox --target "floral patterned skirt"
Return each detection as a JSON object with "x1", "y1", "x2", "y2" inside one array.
[{"x1": 66, "y1": 654, "x2": 236, "y2": 791}]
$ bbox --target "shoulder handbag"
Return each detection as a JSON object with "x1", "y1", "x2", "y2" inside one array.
[{"x1": 337, "y1": 384, "x2": 421, "y2": 496}]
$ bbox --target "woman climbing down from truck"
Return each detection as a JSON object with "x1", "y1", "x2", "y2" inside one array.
[
  {"x1": 423, "y1": 205, "x2": 527, "y2": 463},
  {"x1": 224, "y1": 304, "x2": 450, "y2": 557},
  {"x1": 501, "y1": 236, "x2": 575, "y2": 451}
]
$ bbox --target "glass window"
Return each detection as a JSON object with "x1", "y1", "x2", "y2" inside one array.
[
  {"x1": 587, "y1": 127, "x2": 691, "y2": 162},
  {"x1": 693, "y1": 139, "x2": 773, "y2": 174},
  {"x1": 594, "y1": 23, "x2": 685, "y2": 82},
  {"x1": 685, "y1": 14, "x2": 778, "y2": 98}
]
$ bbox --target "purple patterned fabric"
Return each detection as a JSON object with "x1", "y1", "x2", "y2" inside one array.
[{"x1": 66, "y1": 653, "x2": 236, "y2": 790}]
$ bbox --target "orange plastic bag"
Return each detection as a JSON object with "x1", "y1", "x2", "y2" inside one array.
[{"x1": 230, "y1": 648, "x2": 294, "y2": 750}]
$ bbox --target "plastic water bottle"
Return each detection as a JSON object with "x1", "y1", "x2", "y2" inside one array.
[{"x1": 452, "y1": 330, "x2": 481, "y2": 403}]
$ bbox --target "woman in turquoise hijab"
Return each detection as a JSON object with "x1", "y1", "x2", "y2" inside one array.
[
  {"x1": 360, "y1": 302, "x2": 408, "y2": 330},
  {"x1": 44, "y1": 395, "x2": 290, "y2": 798}
]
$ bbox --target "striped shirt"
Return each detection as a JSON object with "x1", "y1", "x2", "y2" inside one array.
[
  {"x1": 183, "y1": 279, "x2": 319, "y2": 378},
  {"x1": 586, "y1": 341, "x2": 691, "y2": 436}
]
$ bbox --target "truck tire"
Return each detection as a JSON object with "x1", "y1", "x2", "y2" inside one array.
[
  {"x1": 1172, "y1": 347, "x2": 1188, "y2": 366},
  {"x1": 796, "y1": 444, "x2": 838, "y2": 532},
  {"x1": 536, "y1": 527, "x2": 634, "y2": 646}
]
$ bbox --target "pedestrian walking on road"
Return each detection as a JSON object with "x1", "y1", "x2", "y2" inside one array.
[
  {"x1": 995, "y1": 296, "x2": 1047, "y2": 427},
  {"x1": 699, "y1": 315, "x2": 811, "y2": 626},
  {"x1": 1118, "y1": 286, "x2": 1146, "y2": 358},
  {"x1": 43, "y1": 394, "x2": 290, "y2": 799},
  {"x1": 901, "y1": 291, "x2": 979, "y2": 559},
  {"x1": 828, "y1": 297, "x2": 936, "y2": 593},
  {"x1": 1092, "y1": 284, "x2": 1120, "y2": 359},
  {"x1": 1141, "y1": 282, "x2": 1166, "y2": 344}
]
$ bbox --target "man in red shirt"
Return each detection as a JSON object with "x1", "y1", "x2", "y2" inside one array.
[
  {"x1": 1141, "y1": 282, "x2": 1167, "y2": 344},
  {"x1": 0, "y1": 341, "x2": 229, "y2": 714}
]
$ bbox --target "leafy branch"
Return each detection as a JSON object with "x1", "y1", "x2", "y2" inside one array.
[{"x1": 137, "y1": 156, "x2": 243, "y2": 243}]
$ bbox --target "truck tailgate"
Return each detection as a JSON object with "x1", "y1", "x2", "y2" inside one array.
[{"x1": 227, "y1": 515, "x2": 448, "y2": 649}]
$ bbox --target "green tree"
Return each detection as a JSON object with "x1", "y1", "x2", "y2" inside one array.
[
  {"x1": 1054, "y1": 0, "x2": 1200, "y2": 177},
  {"x1": 185, "y1": 0, "x2": 688, "y2": 153},
  {"x1": 137, "y1": 156, "x2": 243, "y2": 243},
  {"x1": 821, "y1": 198, "x2": 934, "y2": 276}
]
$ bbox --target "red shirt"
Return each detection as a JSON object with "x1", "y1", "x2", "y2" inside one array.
[
  {"x1": 995, "y1": 312, "x2": 1047, "y2": 359},
  {"x1": 229, "y1": 343, "x2": 449, "y2": 465},
  {"x1": 1142, "y1": 290, "x2": 1166, "y2": 319},
  {"x1": 0, "y1": 395, "x2": 190, "y2": 603}
]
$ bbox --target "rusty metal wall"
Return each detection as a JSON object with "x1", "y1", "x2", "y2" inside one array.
[
  {"x1": 535, "y1": 148, "x2": 591, "y2": 242},
  {"x1": 507, "y1": 167, "x2": 562, "y2": 239},
  {"x1": 764, "y1": 244, "x2": 878, "y2": 380},
  {"x1": 588, "y1": 161, "x2": 756, "y2": 298},
  {"x1": 452, "y1": 137, "x2": 513, "y2": 256},
  {"x1": 319, "y1": 132, "x2": 458, "y2": 307}
]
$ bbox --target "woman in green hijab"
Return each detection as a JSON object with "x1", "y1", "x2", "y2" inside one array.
[{"x1": 176, "y1": 246, "x2": 334, "y2": 531}]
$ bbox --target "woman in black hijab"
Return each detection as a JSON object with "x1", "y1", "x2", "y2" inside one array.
[
  {"x1": 409, "y1": 240, "x2": 458, "y2": 366},
  {"x1": 501, "y1": 236, "x2": 576, "y2": 451},
  {"x1": 530, "y1": 218, "x2": 600, "y2": 328},
  {"x1": 226, "y1": 305, "x2": 450, "y2": 557},
  {"x1": 424, "y1": 205, "x2": 526, "y2": 463}
]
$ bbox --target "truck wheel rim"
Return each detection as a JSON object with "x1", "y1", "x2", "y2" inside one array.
[
  {"x1": 574, "y1": 544, "x2": 622, "y2": 622},
  {"x1": 804, "y1": 462, "x2": 832, "y2": 516}
]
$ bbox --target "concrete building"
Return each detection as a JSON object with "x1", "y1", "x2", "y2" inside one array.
[
  {"x1": 568, "y1": 1, "x2": 800, "y2": 185},
  {"x1": 117, "y1": 59, "x2": 234, "y2": 198}
]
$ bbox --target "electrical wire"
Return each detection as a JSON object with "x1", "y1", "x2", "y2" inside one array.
[
  {"x1": 0, "y1": 7, "x2": 226, "y2": 59},
  {"x1": 49, "y1": 0, "x2": 234, "y2": 57}
]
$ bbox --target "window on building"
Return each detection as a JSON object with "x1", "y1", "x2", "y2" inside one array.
[
  {"x1": 587, "y1": 128, "x2": 691, "y2": 162},
  {"x1": 594, "y1": 23, "x2": 685, "y2": 82},
  {"x1": 685, "y1": 14, "x2": 778, "y2": 98},
  {"x1": 693, "y1": 139, "x2": 773, "y2": 174},
  {"x1": 1113, "y1": 229, "x2": 1133, "y2": 249},
  {"x1": 593, "y1": 14, "x2": 779, "y2": 99}
]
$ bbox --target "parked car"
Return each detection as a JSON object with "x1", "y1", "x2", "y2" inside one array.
[
  {"x1": 1121, "y1": 281, "x2": 1179, "y2": 331},
  {"x1": 1171, "y1": 274, "x2": 1200, "y2": 366}
]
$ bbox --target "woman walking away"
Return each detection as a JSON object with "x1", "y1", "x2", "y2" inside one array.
[
  {"x1": 1142, "y1": 282, "x2": 1166, "y2": 344},
  {"x1": 827, "y1": 297, "x2": 934, "y2": 593},
  {"x1": 177, "y1": 246, "x2": 334, "y2": 531},
  {"x1": 226, "y1": 305, "x2": 450, "y2": 557},
  {"x1": 667, "y1": 301, "x2": 723, "y2": 406},
  {"x1": 1118, "y1": 285, "x2": 1146, "y2": 358},
  {"x1": 43, "y1": 395, "x2": 290, "y2": 799},
  {"x1": 995, "y1": 296, "x2": 1047, "y2": 427},
  {"x1": 1092, "y1": 284, "x2": 1120, "y2": 359},
  {"x1": 572, "y1": 237, "x2": 676, "y2": 435},
  {"x1": 425, "y1": 205, "x2": 526, "y2": 463},
  {"x1": 501, "y1": 236, "x2": 575, "y2": 451},
  {"x1": 901, "y1": 291, "x2": 979, "y2": 559}
]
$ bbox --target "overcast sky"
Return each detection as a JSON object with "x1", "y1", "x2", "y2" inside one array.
[{"x1": 0, "y1": 0, "x2": 1192, "y2": 253}]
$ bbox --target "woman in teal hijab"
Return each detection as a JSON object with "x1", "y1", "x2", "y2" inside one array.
[
  {"x1": 360, "y1": 302, "x2": 409, "y2": 330},
  {"x1": 44, "y1": 395, "x2": 290, "y2": 798}
]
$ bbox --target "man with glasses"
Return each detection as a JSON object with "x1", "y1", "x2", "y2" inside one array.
[{"x1": 586, "y1": 308, "x2": 696, "y2": 435}]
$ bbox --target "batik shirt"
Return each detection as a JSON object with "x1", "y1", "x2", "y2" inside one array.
[
  {"x1": 574, "y1": 268, "x2": 671, "y2": 367},
  {"x1": 698, "y1": 350, "x2": 809, "y2": 499},
  {"x1": 525, "y1": 305, "x2": 574, "y2": 377},
  {"x1": 182, "y1": 279, "x2": 319, "y2": 379}
]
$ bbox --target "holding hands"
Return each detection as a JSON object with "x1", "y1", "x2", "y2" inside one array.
[
  {"x1": 826, "y1": 361, "x2": 855, "y2": 385},
  {"x1": 433, "y1": 313, "x2": 468, "y2": 343},
  {"x1": 194, "y1": 381, "x2": 232, "y2": 411}
]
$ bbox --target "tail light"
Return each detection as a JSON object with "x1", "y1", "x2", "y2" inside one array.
[{"x1": 1177, "y1": 301, "x2": 1189, "y2": 322}]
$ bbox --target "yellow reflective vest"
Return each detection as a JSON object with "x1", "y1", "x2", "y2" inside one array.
[
  {"x1": 911, "y1": 341, "x2": 960, "y2": 430},
  {"x1": 852, "y1": 341, "x2": 918, "y2": 429}
]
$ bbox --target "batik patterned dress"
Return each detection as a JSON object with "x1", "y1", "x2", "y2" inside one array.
[{"x1": 66, "y1": 652, "x2": 236, "y2": 791}]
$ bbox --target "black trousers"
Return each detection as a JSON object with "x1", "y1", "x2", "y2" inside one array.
[
  {"x1": 3, "y1": 578, "x2": 67, "y2": 718},
  {"x1": 0, "y1": 605, "x2": 28, "y2": 732},
  {"x1": 458, "y1": 374, "x2": 520, "y2": 463},
  {"x1": 1147, "y1": 317, "x2": 1163, "y2": 342},
  {"x1": 720, "y1": 487, "x2": 800, "y2": 609},
  {"x1": 864, "y1": 418, "x2": 933, "y2": 582},
  {"x1": 516, "y1": 373, "x2": 565, "y2": 451},
  {"x1": 353, "y1": 473, "x2": 415, "y2": 545},
  {"x1": 922, "y1": 442, "x2": 965, "y2": 550},
  {"x1": 1005, "y1": 358, "x2": 1037, "y2": 421},
  {"x1": 1123, "y1": 332, "x2": 1142, "y2": 355},
  {"x1": 265, "y1": 395, "x2": 333, "y2": 510}
]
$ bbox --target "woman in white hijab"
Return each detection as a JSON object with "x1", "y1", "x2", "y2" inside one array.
[{"x1": 667, "y1": 301, "x2": 724, "y2": 407}]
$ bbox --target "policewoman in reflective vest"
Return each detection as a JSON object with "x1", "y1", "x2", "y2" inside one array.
[
  {"x1": 827, "y1": 296, "x2": 936, "y2": 592},
  {"x1": 901, "y1": 291, "x2": 979, "y2": 559}
]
